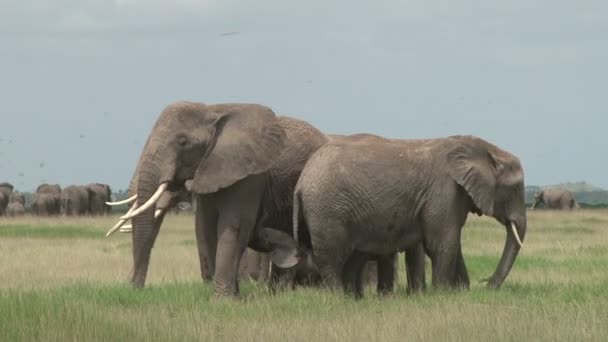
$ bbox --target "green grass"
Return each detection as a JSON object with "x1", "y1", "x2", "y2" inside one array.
[
  {"x1": 1, "y1": 211, "x2": 607, "y2": 341},
  {"x1": 0, "y1": 224, "x2": 102, "y2": 239}
]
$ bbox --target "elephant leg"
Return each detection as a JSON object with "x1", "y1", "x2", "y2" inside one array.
[
  {"x1": 453, "y1": 247, "x2": 470, "y2": 289},
  {"x1": 214, "y1": 214, "x2": 250, "y2": 296},
  {"x1": 312, "y1": 246, "x2": 346, "y2": 290},
  {"x1": 342, "y1": 250, "x2": 368, "y2": 298},
  {"x1": 213, "y1": 175, "x2": 265, "y2": 296},
  {"x1": 246, "y1": 249, "x2": 262, "y2": 280},
  {"x1": 314, "y1": 253, "x2": 344, "y2": 291},
  {"x1": 258, "y1": 252, "x2": 271, "y2": 282},
  {"x1": 376, "y1": 253, "x2": 397, "y2": 296},
  {"x1": 427, "y1": 233, "x2": 460, "y2": 289},
  {"x1": 405, "y1": 242, "x2": 427, "y2": 293},
  {"x1": 195, "y1": 196, "x2": 218, "y2": 282}
]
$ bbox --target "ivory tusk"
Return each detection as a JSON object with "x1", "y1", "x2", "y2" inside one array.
[
  {"x1": 119, "y1": 224, "x2": 133, "y2": 233},
  {"x1": 105, "y1": 203, "x2": 138, "y2": 237},
  {"x1": 120, "y1": 183, "x2": 168, "y2": 220},
  {"x1": 106, "y1": 195, "x2": 137, "y2": 206},
  {"x1": 155, "y1": 209, "x2": 163, "y2": 219},
  {"x1": 510, "y1": 222, "x2": 523, "y2": 249}
]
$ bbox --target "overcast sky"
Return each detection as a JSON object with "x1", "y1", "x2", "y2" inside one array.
[{"x1": 1, "y1": 0, "x2": 607, "y2": 191}]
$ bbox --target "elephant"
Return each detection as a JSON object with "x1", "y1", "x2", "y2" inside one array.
[
  {"x1": 289, "y1": 134, "x2": 527, "y2": 298},
  {"x1": 31, "y1": 184, "x2": 62, "y2": 216},
  {"x1": 531, "y1": 188, "x2": 579, "y2": 210},
  {"x1": 0, "y1": 182, "x2": 14, "y2": 216},
  {"x1": 106, "y1": 101, "x2": 330, "y2": 296},
  {"x1": 87, "y1": 183, "x2": 112, "y2": 215},
  {"x1": 61, "y1": 185, "x2": 90, "y2": 215},
  {"x1": 7, "y1": 191, "x2": 25, "y2": 216}
]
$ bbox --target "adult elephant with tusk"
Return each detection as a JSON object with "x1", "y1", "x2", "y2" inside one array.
[
  {"x1": 107, "y1": 101, "x2": 330, "y2": 296},
  {"x1": 290, "y1": 134, "x2": 527, "y2": 298}
]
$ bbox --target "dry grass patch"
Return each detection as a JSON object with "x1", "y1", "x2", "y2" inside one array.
[{"x1": 1, "y1": 210, "x2": 607, "y2": 341}]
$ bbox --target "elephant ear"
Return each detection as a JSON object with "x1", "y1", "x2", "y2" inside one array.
[
  {"x1": 447, "y1": 142, "x2": 502, "y2": 216},
  {"x1": 262, "y1": 228, "x2": 301, "y2": 268},
  {"x1": 191, "y1": 106, "x2": 286, "y2": 194}
]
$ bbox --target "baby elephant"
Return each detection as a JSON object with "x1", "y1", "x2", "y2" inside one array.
[{"x1": 292, "y1": 134, "x2": 527, "y2": 298}]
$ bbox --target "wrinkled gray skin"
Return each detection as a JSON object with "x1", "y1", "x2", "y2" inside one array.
[
  {"x1": 127, "y1": 101, "x2": 329, "y2": 296},
  {"x1": 61, "y1": 185, "x2": 90, "y2": 215},
  {"x1": 7, "y1": 192, "x2": 26, "y2": 216},
  {"x1": 292, "y1": 134, "x2": 527, "y2": 298},
  {"x1": 0, "y1": 182, "x2": 14, "y2": 216},
  {"x1": 532, "y1": 188, "x2": 579, "y2": 210},
  {"x1": 31, "y1": 184, "x2": 62, "y2": 216},
  {"x1": 87, "y1": 183, "x2": 112, "y2": 215}
]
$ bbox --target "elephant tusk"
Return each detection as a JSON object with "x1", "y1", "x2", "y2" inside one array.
[
  {"x1": 120, "y1": 183, "x2": 168, "y2": 220},
  {"x1": 106, "y1": 219, "x2": 128, "y2": 237},
  {"x1": 106, "y1": 203, "x2": 138, "y2": 237},
  {"x1": 119, "y1": 224, "x2": 133, "y2": 233},
  {"x1": 510, "y1": 222, "x2": 523, "y2": 249},
  {"x1": 154, "y1": 209, "x2": 163, "y2": 219},
  {"x1": 106, "y1": 195, "x2": 137, "y2": 206}
]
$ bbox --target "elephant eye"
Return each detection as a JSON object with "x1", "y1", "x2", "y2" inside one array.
[{"x1": 177, "y1": 136, "x2": 188, "y2": 147}]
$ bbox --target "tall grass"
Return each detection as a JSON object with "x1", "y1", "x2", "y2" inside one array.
[{"x1": 1, "y1": 210, "x2": 607, "y2": 341}]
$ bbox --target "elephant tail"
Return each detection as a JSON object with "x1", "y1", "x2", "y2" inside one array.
[{"x1": 293, "y1": 190, "x2": 305, "y2": 244}]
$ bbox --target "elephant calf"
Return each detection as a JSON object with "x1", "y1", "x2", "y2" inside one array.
[{"x1": 290, "y1": 134, "x2": 527, "y2": 298}]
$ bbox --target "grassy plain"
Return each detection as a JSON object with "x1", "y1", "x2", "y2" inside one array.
[{"x1": 0, "y1": 211, "x2": 607, "y2": 341}]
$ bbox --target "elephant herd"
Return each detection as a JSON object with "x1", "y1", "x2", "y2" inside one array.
[
  {"x1": 0, "y1": 182, "x2": 24, "y2": 217},
  {"x1": 103, "y1": 100, "x2": 529, "y2": 299},
  {"x1": 0, "y1": 182, "x2": 113, "y2": 216}
]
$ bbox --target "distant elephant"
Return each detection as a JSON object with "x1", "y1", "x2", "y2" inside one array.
[
  {"x1": 87, "y1": 183, "x2": 112, "y2": 215},
  {"x1": 7, "y1": 191, "x2": 25, "y2": 216},
  {"x1": 0, "y1": 182, "x2": 14, "y2": 216},
  {"x1": 61, "y1": 185, "x2": 90, "y2": 215},
  {"x1": 290, "y1": 134, "x2": 527, "y2": 298},
  {"x1": 532, "y1": 188, "x2": 579, "y2": 210},
  {"x1": 31, "y1": 183, "x2": 62, "y2": 216},
  {"x1": 106, "y1": 101, "x2": 329, "y2": 296}
]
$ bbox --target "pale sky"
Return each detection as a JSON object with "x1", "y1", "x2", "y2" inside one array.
[{"x1": 1, "y1": 0, "x2": 607, "y2": 191}]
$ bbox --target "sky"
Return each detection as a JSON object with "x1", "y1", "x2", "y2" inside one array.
[{"x1": 1, "y1": 0, "x2": 607, "y2": 191}]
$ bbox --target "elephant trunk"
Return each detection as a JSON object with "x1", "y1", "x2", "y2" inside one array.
[
  {"x1": 131, "y1": 156, "x2": 163, "y2": 288},
  {"x1": 486, "y1": 218, "x2": 526, "y2": 289}
]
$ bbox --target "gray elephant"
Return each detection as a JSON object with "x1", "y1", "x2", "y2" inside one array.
[
  {"x1": 532, "y1": 188, "x2": 579, "y2": 210},
  {"x1": 0, "y1": 182, "x2": 14, "y2": 216},
  {"x1": 61, "y1": 185, "x2": 90, "y2": 215},
  {"x1": 106, "y1": 101, "x2": 329, "y2": 296},
  {"x1": 290, "y1": 134, "x2": 527, "y2": 298},
  {"x1": 7, "y1": 191, "x2": 25, "y2": 216},
  {"x1": 87, "y1": 183, "x2": 112, "y2": 215},
  {"x1": 31, "y1": 184, "x2": 62, "y2": 216}
]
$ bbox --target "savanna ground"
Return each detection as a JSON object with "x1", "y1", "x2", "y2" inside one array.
[{"x1": 0, "y1": 211, "x2": 607, "y2": 341}]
